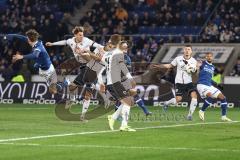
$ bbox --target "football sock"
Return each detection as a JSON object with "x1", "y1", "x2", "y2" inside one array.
[
  {"x1": 189, "y1": 98, "x2": 198, "y2": 115},
  {"x1": 165, "y1": 98, "x2": 176, "y2": 105},
  {"x1": 121, "y1": 104, "x2": 130, "y2": 128},
  {"x1": 82, "y1": 99, "x2": 90, "y2": 115},
  {"x1": 134, "y1": 95, "x2": 149, "y2": 114},
  {"x1": 112, "y1": 104, "x2": 123, "y2": 120},
  {"x1": 220, "y1": 98, "x2": 227, "y2": 116},
  {"x1": 202, "y1": 97, "x2": 212, "y2": 111}
]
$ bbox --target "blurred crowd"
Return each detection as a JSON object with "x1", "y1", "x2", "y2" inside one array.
[
  {"x1": 0, "y1": 0, "x2": 239, "y2": 79},
  {"x1": 201, "y1": 0, "x2": 240, "y2": 43},
  {"x1": 230, "y1": 58, "x2": 240, "y2": 77}
]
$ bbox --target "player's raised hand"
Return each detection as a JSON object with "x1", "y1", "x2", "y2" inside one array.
[
  {"x1": 12, "y1": 52, "x2": 23, "y2": 63},
  {"x1": 45, "y1": 42, "x2": 53, "y2": 46}
]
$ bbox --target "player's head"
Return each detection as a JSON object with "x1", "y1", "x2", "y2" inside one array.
[
  {"x1": 205, "y1": 52, "x2": 213, "y2": 63},
  {"x1": 25, "y1": 29, "x2": 39, "y2": 46},
  {"x1": 183, "y1": 45, "x2": 192, "y2": 59},
  {"x1": 119, "y1": 41, "x2": 128, "y2": 54},
  {"x1": 109, "y1": 34, "x2": 121, "y2": 48},
  {"x1": 104, "y1": 42, "x2": 111, "y2": 51},
  {"x1": 72, "y1": 26, "x2": 84, "y2": 42}
]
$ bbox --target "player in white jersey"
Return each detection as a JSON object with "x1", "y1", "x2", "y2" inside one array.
[
  {"x1": 151, "y1": 45, "x2": 198, "y2": 120},
  {"x1": 99, "y1": 34, "x2": 136, "y2": 132},
  {"x1": 46, "y1": 26, "x2": 102, "y2": 121}
]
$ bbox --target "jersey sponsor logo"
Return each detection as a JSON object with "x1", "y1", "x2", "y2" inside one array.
[{"x1": 203, "y1": 66, "x2": 214, "y2": 74}]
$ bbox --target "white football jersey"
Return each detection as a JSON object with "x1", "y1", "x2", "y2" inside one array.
[
  {"x1": 87, "y1": 48, "x2": 105, "y2": 73},
  {"x1": 171, "y1": 55, "x2": 197, "y2": 84},
  {"x1": 66, "y1": 37, "x2": 100, "y2": 63},
  {"x1": 102, "y1": 48, "x2": 132, "y2": 85}
]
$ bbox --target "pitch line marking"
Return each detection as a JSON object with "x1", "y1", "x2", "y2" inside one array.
[
  {"x1": 0, "y1": 142, "x2": 240, "y2": 153},
  {"x1": 0, "y1": 121, "x2": 238, "y2": 143}
]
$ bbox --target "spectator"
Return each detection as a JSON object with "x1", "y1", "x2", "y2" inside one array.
[
  {"x1": 230, "y1": 58, "x2": 240, "y2": 76},
  {"x1": 115, "y1": 6, "x2": 128, "y2": 21},
  {"x1": 220, "y1": 30, "x2": 233, "y2": 42}
]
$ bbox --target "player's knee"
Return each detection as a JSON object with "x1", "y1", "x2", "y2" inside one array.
[
  {"x1": 190, "y1": 91, "x2": 198, "y2": 98},
  {"x1": 49, "y1": 84, "x2": 57, "y2": 94},
  {"x1": 206, "y1": 92, "x2": 212, "y2": 98},
  {"x1": 128, "y1": 89, "x2": 137, "y2": 96},
  {"x1": 84, "y1": 91, "x2": 92, "y2": 100},
  {"x1": 176, "y1": 96, "x2": 182, "y2": 103},
  {"x1": 218, "y1": 93, "x2": 225, "y2": 100}
]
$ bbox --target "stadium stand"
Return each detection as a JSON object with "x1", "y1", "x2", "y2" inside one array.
[{"x1": 0, "y1": 0, "x2": 239, "y2": 79}]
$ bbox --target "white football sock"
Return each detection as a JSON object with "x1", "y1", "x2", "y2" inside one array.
[
  {"x1": 112, "y1": 104, "x2": 123, "y2": 120},
  {"x1": 165, "y1": 98, "x2": 176, "y2": 105},
  {"x1": 121, "y1": 104, "x2": 130, "y2": 128},
  {"x1": 188, "y1": 98, "x2": 198, "y2": 116},
  {"x1": 82, "y1": 99, "x2": 90, "y2": 115}
]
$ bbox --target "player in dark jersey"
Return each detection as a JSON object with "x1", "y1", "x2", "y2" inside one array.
[{"x1": 5, "y1": 29, "x2": 67, "y2": 94}]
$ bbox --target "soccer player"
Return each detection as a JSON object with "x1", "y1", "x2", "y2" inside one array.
[
  {"x1": 100, "y1": 34, "x2": 136, "y2": 131},
  {"x1": 46, "y1": 26, "x2": 102, "y2": 121},
  {"x1": 197, "y1": 52, "x2": 232, "y2": 121},
  {"x1": 116, "y1": 41, "x2": 152, "y2": 116},
  {"x1": 6, "y1": 29, "x2": 66, "y2": 94},
  {"x1": 151, "y1": 45, "x2": 198, "y2": 120}
]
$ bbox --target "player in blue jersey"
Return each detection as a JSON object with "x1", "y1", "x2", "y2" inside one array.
[
  {"x1": 197, "y1": 52, "x2": 232, "y2": 121},
  {"x1": 116, "y1": 41, "x2": 152, "y2": 116},
  {"x1": 6, "y1": 29, "x2": 67, "y2": 94}
]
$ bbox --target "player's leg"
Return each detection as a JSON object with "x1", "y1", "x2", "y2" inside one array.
[
  {"x1": 197, "y1": 84, "x2": 213, "y2": 121},
  {"x1": 216, "y1": 92, "x2": 232, "y2": 121},
  {"x1": 80, "y1": 89, "x2": 92, "y2": 122},
  {"x1": 107, "y1": 82, "x2": 135, "y2": 131},
  {"x1": 187, "y1": 91, "x2": 198, "y2": 120},
  {"x1": 128, "y1": 86, "x2": 152, "y2": 116},
  {"x1": 164, "y1": 83, "x2": 182, "y2": 112},
  {"x1": 134, "y1": 94, "x2": 152, "y2": 116},
  {"x1": 120, "y1": 96, "x2": 135, "y2": 131},
  {"x1": 66, "y1": 66, "x2": 87, "y2": 108},
  {"x1": 43, "y1": 66, "x2": 69, "y2": 95}
]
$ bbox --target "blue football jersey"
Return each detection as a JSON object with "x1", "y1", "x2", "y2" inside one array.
[
  {"x1": 198, "y1": 61, "x2": 215, "y2": 86},
  {"x1": 7, "y1": 34, "x2": 52, "y2": 70},
  {"x1": 32, "y1": 40, "x2": 52, "y2": 70},
  {"x1": 124, "y1": 54, "x2": 132, "y2": 71}
]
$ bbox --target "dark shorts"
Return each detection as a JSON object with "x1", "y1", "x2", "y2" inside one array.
[
  {"x1": 73, "y1": 64, "x2": 87, "y2": 86},
  {"x1": 175, "y1": 83, "x2": 196, "y2": 96},
  {"x1": 73, "y1": 66, "x2": 97, "y2": 92},
  {"x1": 107, "y1": 82, "x2": 129, "y2": 101}
]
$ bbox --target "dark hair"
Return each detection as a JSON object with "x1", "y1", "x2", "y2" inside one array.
[
  {"x1": 110, "y1": 34, "x2": 122, "y2": 45},
  {"x1": 26, "y1": 29, "x2": 39, "y2": 42},
  {"x1": 72, "y1": 26, "x2": 84, "y2": 34},
  {"x1": 206, "y1": 52, "x2": 213, "y2": 55},
  {"x1": 120, "y1": 40, "x2": 128, "y2": 46},
  {"x1": 184, "y1": 45, "x2": 192, "y2": 49}
]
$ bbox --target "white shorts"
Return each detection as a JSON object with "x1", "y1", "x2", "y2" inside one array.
[
  {"x1": 39, "y1": 64, "x2": 57, "y2": 86},
  {"x1": 197, "y1": 84, "x2": 221, "y2": 99}
]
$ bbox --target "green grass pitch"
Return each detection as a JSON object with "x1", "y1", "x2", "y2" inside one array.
[{"x1": 0, "y1": 104, "x2": 240, "y2": 160}]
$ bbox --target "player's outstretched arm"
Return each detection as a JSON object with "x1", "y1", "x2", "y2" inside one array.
[
  {"x1": 46, "y1": 40, "x2": 67, "y2": 46},
  {"x1": 150, "y1": 63, "x2": 173, "y2": 71},
  {"x1": 4, "y1": 34, "x2": 28, "y2": 42},
  {"x1": 12, "y1": 50, "x2": 40, "y2": 63}
]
